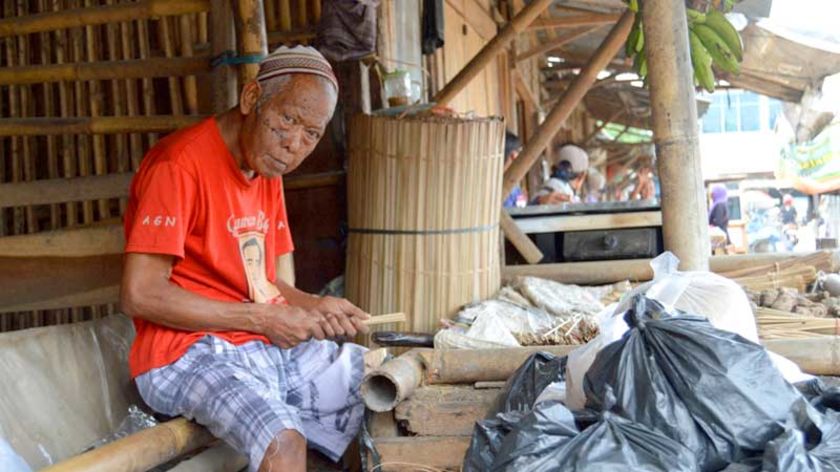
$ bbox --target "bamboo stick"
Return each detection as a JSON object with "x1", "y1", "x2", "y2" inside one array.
[
  {"x1": 158, "y1": 16, "x2": 184, "y2": 116},
  {"x1": 363, "y1": 312, "x2": 407, "y2": 326},
  {"x1": 0, "y1": 0, "x2": 210, "y2": 38},
  {"x1": 15, "y1": 0, "x2": 38, "y2": 235},
  {"x1": 39, "y1": 0, "x2": 60, "y2": 231},
  {"x1": 0, "y1": 57, "x2": 210, "y2": 85},
  {"x1": 83, "y1": 0, "x2": 111, "y2": 221},
  {"x1": 296, "y1": 0, "x2": 307, "y2": 29},
  {"x1": 67, "y1": 0, "x2": 94, "y2": 227},
  {"x1": 42, "y1": 417, "x2": 214, "y2": 472},
  {"x1": 120, "y1": 14, "x2": 143, "y2": 170},
  {"x1": 136, "y1": 16, "x2": 158, "y2": 146},
  {"x1": 516, "y1": 25, "x2": 602, "y2": 63},
  {"x1": 279, "y1": 0, "x2": 292, "y2": 32},
  {"x1": 210, "y1": 0, "x2": 238, "y2": 113},
  {"x1": 4, "y1": 1, "x2": 23, "y2": 237},
  {"x1": 502, "y1": 10, "x2": 634, "y2": 199},
  {"x1": 235, "y1": 0, "x2": 268, "y2": 84},
  {"x1": 528, "y1": 13, "x2": 622, "y2": 31},
  {"x1": 433, "y1": 0, "x2": 554, "y2": 107},
  {"x1": 179, "y1": 14, "x2": 200, "y2": 115},
  {"x1": 0, "y1": 115, "x2": 205, "y2": 136},
  {"x1": 265, "y1": 0, "x2": 278, "y2": 32},
  {"x1": 310, "y1": 0, "x2": 321, "y2": 23},
  {"x1": 103, "y1": 0, "x2": 129, "y2": 213}
]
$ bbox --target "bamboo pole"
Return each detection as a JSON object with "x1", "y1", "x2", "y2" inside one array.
[
  {"x1": 0, "y1": 57, "x2": 210, "y2": 85},
  {"x1": 310, "y1": 0, "x2": 321, "y2": 23},
  {"x1": 210, "y1": 0, "x2": 238, "y2": 113},
  {"x1": 433, "y1": 0, "x2": 554, "y2": 107},
  {"x1": 4, "y1": 1, "x2": 24, "y2": 236},
  {"x1": 179, "y1": 14, "x2": 200, "y2": 115},
  {"x1": 499, "y1": 211, "x2": 543, "y2": 264},
  {"x1": 136, "y1": 15, "x2": 158, "y2": 146},
  {"x1": 0, "y1": 115, "x2": 205, "y2": 136},
  {"x1": 83, "y1": 0, "x2": 111, "y2": 221},
  {"x1": 762, "y1": 337, "x2": 840, "y2": 376},
  {"x1": 642, "y1": 0, "x2": 709, "y2": 271},
  {"x1": 0, "y1": 173, "x2": 134, "y2": 208},
  {"x1": 120, "y1": 14, "x2": 143, "y2": 170},
  {"x1": 502, "y1": 10, "x2": 634, "y2": 199},
  {"x1": 296, "y1": 0, "x2": 307, "y2": 28},
  {"x1": 527, "y1": 13, "x2": 622, "y2": 31},
  {"x1": 42, "y1": 418, "x2": 214, "y2": 472},
  {"x1": 279, "y1": 0, "x2": 292, "y2": 33},
  {"x1": 39, "y1": 0, "x2": 60, "y2": 231},
  {"x1": 516, "y1": 25, "x2": 602, "y2": 63},
  {"x1": 104, "y1": 0, "x2": 129, "y2": 213},
  {"x1": 67, "y1": 0, "x2": 94, "y2": 227},
  {"x1": 15, "y1": 0, "x2": 38, "y2": 235},
  {"x1": 235, "y1": 0, "x2": 268, "y2": 84},
  {"x1": 265, "y1": 0, "x2": 278, "y2": 32},
  {"x1": 159, "y1": 16, "x2": 184, "y2": 116},
  {"x1": 0, "y1": 0, "x2": 209, "y2": 38}
]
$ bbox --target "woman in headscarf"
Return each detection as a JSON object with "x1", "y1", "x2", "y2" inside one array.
[{"x1": 709, "y1": 185, "x2": 730, "y2": 244}]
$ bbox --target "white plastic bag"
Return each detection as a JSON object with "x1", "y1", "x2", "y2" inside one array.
[{"x1": 0, "y1": 438, "x2": 32, "y2": 472}]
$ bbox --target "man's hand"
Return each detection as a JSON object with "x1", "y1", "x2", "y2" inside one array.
[
  {"x1": 261, "y1": 305, "x2": 329, "y2": 349},
  {"x1": 310, "y1": 296, "x2": 371, "y2": 338}
]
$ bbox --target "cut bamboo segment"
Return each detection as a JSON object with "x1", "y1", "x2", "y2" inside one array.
[{"x1": 346, "y1": 114, "x2": 504, "y2": 336}]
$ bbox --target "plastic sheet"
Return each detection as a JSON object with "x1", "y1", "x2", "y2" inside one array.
[
  {"x1": 0, "y1": 437, "x2": 31, "y2": 472},
  {"x1": 0, "y1": 314, "x2": 138, "y2": 469},
  {"x1": 435, "y1": 300, "x2": 556, "y2": 349},
  {"x1": 584, "y1": 296, "x2": 802, "y2": 470},
  {"x1": 84, "y1": 405, "x2": 158, "y2": 451}
]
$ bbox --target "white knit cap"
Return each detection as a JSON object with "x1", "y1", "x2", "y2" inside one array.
[
  {"x1": 256, "y1": 45, "x2": 338, "y2": 91},
  {"x1": 557, "y1": 145, "x2": 589, "y2": 173}
]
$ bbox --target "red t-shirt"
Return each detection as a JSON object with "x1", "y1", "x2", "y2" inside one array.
[{"x1": 124, "y1": 117, "x2": 294, "y2": 378}]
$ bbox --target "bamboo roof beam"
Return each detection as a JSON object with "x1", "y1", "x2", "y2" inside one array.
[
  {"x1": 0, "y1": 56, "x2": 209, "y2": 87},
  {"x1": 516, "y1": 25, "x2": 603, "y2": 63},
  {"x1": 433, "y1": 0, "x2": 554, "y2": 106},
  {"x1": 0, "y1": 115, "x2": 205, "y2": 136},
  {"x1": 528, "y1": 13, "x2": 622, "y2": 31},
  {"x1": 503, "y1": 10, "x2": 635, "y2": 199},
  {"x1": 0, "y1": 0, "x2": 209, "y2": 38}
]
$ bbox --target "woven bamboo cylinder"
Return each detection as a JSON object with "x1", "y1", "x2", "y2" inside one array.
[{"x1": 346, "y1": 114, "x2": 504, "y2": 336}]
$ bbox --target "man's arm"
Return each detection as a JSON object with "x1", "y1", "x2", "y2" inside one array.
[
  {"x1": 121, "y1": 253, "x2": 328, "y2": 348},
  {"x1": 273, "y1": 255, "x2": 370, "y2": 337}
]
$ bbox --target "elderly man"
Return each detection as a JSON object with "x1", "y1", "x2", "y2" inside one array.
[{"x1": 120, "y1": 46, "x2": 369, "y2": 472}]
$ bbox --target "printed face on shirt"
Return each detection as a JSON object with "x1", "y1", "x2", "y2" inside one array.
[
  {"x1": 239, "y1": 74, "x2": 337, "y2": 178},
  {"x1": 238, "y1": 233, "x2": 281, "y2": 303}
]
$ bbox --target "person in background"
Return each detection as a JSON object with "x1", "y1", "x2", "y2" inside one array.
[
  {"x1": 582, "y1": 168, "x2": 606, "y2": 203},
  {"x1": 781, "y1": 194, "x2": 798, "y2": 225},
  {"x1": 708, "y1": 184, "x2": 731, "y2": 244},
  {"x1": 532, "y1": 144, "x2": 589, "y2": 205},
  {"x1": 502, "y1": 131, "x2": 527, "y2": 207}
]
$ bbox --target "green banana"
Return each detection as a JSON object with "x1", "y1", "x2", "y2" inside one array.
[
  {"x1": 686, "y1": 8, "x2": 706, "y2": 25},
  {"x1": 694, "y1": 23, "x2": 740, "y2": 74},
  {"x1": 626, "y1": 18, "x2": 641, "y2": 57},
  {"x1": 635, "y1": 25, "x2": 645, "y2": 53},
  {"x1": 706, "y1": 9, "x2": 743, "y2": 61},
  {"x1": 689, "y1": 30, "x2": 715, "y2": 93}
]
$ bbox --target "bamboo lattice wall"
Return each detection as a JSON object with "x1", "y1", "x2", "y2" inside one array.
[{"x1": 0, "y1": 0, "x2": 323, "y2": 333}]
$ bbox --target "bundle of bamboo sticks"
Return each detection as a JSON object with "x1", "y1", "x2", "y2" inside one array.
[
  {"x1": 756, "y1": 307, "x2": 840, "y2": 340},
  {"x1": 345, "y1": 113, "x2": 504, "y2": 336},
  {"x1": 724, "y1": 264, "x2": 819, "y2": 292}
]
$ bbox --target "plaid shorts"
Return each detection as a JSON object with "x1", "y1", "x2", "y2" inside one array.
[{"x1": 135, "y1": 335, "x2": 366, "y2": 470}]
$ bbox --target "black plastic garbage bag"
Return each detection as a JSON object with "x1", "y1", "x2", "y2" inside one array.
[
  {"x1": 496, "y1": 352, "x2": 566, "y2": 414},
  {"x1": 796, "y1": 379, "x2": 840, "y2": 414},
  {"x1": 492, "y1": 407, "x2": 698, "y2": 472},
  {"x1": 761, "y1": 399, "x2": 840, "y2": 472},
  {"x1": 463, "y1": 352, "x2": 566, "y2": 472},
  {"x1": 584, "y1": 296, "x2": 802, "y2": 471}
]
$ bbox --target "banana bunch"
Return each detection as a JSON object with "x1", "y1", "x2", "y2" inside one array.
[{"x1": 623, "y1": 1, "x2": 743, "y2": 93}]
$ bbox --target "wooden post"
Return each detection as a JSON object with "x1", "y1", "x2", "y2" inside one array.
[
  {"x1": 211, "y1": 0, "x2": 238, "y2": 112},
  {"x1": 433, "y1": 0, "x2": 554, "y2": 106},
  {"x1": 641, "y1": 0, "x2": 709, "y2": 270},
  {"x1": 502, "y1": 10, "x2": 634, "y2": 199},
  {"x1": 235, "y1": 0, "x2": 268, "y2": 84}
]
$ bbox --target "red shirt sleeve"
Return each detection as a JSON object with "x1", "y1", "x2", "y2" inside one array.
[
  {"x1": 275, "y1": 179, "x2": 294, "y2": 256},
  {"x1": 125, "y1": 160, "x2": 198, "y2": 259}
]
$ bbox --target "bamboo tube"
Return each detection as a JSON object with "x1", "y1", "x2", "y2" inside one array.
[
  {"x1": 362, "y1": 345, "x2": 579, "y2": 412},
  {"x1": 42, "y1": 417, "x2": 214, "y2": 472},
  {"x1": 0, "y1": 57, "x2": 210, "y2": 85},
  {"x1": 0, "y1": 0, "x2": 209, "y2": 38},
  {"x1": 762, "y1": 336, "x2": 840, "y2": 376},
  {"x1": 235, "y1": 0, "x2": 268, "y2": 84},
  {"x1": 433, "y1": 0, "x2": 553, "y2": 106},
  {"x1": 502, "y1": 10, "x2": 634, "y2": 199},
  {"x1": 500, "y1": 211, "x2": 543, "y2": 264},
  {"x1": 0, "y1": 115, "x2": 205, "y2": 136},
  {"x1": 179, "y1": 15, "x2": 200, "y2": 115}
]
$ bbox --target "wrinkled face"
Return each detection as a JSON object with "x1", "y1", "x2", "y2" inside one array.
[{"x1": 239, "y1": 74, "x2": 337, "y2": 178}]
